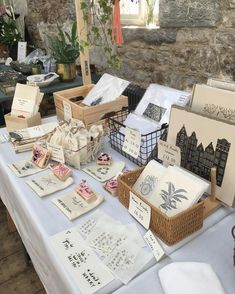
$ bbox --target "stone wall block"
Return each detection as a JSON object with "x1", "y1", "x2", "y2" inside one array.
[{"x1": 159, "y1": 0, "x2": 221, "y2": 27}]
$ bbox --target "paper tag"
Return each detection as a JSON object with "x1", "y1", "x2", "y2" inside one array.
[
  {"x1": 27, "y1": 125, "x2": 45, "y2": 138},
  {"x1": 158, "y1": 139, "x2": 181, "y2": 166},
  {"x1": 47, "y1": 143, "x2": 65, "y2": 163},
  {"x1": 17, "y1": 41, "x2": 27, "y2": 63},
  {"x1": 128, "y1": 192, "x2": 151, "y2": 229},
  {"x1": 144, "y1": 230, "x2": 165, "y2": 262},
  {"x1": 63, "y1": 101, "x2": 72, "y2": 122},
  {"x1": 122, "y1": 127, "x2": 141, "y2": 159}
]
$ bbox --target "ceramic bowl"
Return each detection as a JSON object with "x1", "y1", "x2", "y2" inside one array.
[{"x1": 27, "y1": 73, "x2": 59, "y2": 87}]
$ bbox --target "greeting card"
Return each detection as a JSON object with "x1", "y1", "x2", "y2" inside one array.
[
  {"x1": 26, "y1": 172, "x2": 74, "y2": 197},
  {"x1": 83, "y1": 161, "x2": 125, "y2": 182},
  {"x1": 52, "y1": 192, "x2": 104, "y2": 221},
  {"x1": 132, "y1": 160, "x2": 167, "y2": 199},
  {"x1": 151, "y1": 166, "x2": 209, "y2": 217},
  {"x1": 8, "y1": 159, "x2": 46, "y2": 177}
]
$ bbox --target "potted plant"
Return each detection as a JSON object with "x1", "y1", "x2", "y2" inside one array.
[
  {"x1": 0, "y1": 12, "x2": 21, "y2": 60},
  {"x1": 48, "y1": 22, "x2": 80, "y2": 82}
]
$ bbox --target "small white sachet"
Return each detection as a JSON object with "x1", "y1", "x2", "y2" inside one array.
[{"x1": 158, "y1": 262, "x2": 225, "y2": 294}]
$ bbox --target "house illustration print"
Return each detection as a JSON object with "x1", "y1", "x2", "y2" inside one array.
[{"x1": 176, "y1": 125, "x2": 231, "y2": 186}]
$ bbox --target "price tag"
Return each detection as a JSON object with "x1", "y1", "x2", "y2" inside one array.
[
  {"x1": 47, "y1": 143, "x2": 65, "y2": 163},
  {"x1": 144, "y1": 230, "x2": 165, "y2": 262},
  {"x1": 63, "y1": 101, "x2": 72, "y2": 122},
  {"x1": 158, "y1": 139, "x2": 181, "y2": 166},
  {"x1": 122, "y1": 127, "x2": 141, "y2": 159},
  {"x1": 128, "y1": 192, "x2": 151, "y2": 229}
]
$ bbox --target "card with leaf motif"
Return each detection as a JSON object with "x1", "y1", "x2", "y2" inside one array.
[
  {"x1": 82, "y1": 161, "x2": 125, "y2": 182},
  {"x1": 150, "y1": 167, "x2": 209, "y2": 217},
  {"x1": 26, "y1": 172, "x2": 74, "y2": 197}
]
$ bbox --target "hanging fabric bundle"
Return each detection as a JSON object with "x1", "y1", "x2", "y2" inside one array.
[{"x1": 112, "y1": 0, "x2": 123, "y2": 45}]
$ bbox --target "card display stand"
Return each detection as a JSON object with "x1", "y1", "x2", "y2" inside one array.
[
  {"x1": 53, "y1": 84, "x2": 128, "y2": 128},
  {"x1": 4, "y1": 112, "x2": 41, "y2": 132},
  {"x1": 117, "y1": 167, "x2": 221, "y2": 245},
  {"x1": 122, "y1": 84, "x2": 146, "y2": 111},
  {"x1": 108, "y1": 108, "x2": 168, "y2": 166}
]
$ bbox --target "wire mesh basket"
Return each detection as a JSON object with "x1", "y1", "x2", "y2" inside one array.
[{"x1": 108, "y1": 108, "x2": 168, "y2": 166}]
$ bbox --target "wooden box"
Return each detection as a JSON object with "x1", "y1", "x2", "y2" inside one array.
[
  {"x1": 118, "y1": 167, "x2": 221, "y2": 245},
  {"x1": 53, "y1": 84, "x2": 128, "y2": 127},
  {"x1": 4, "y1": 112, "x2": 41, "y2": 132}
]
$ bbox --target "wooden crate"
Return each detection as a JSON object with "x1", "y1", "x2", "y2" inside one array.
[
  {"x1": 4, "y1": 112, "x2": 41, "y2": 132},
  {"x1": 53, "y1": 84, "x2": 128, "y2": 127}
]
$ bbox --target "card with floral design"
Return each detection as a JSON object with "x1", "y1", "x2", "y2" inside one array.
[{"x1": 132, "y1": 160, "x2": 166, "y2": 200}]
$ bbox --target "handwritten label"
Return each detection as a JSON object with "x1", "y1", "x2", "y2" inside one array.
[
  {"x1": 47, "y1": 143, "x2": 65, "y2": 163},
  {"x1": 28, "y1": 125, "x2": 45, "y2": 138},
  {"x1": 63, "y1": 101, "x2": 72, "y2": 122},
  {"x1": 128, "y1": 192, "x2": 151, "y2": 229},
  {"x1": 158, "y1": 139, "x2": 181, "y2": 166},
  {"x1": 122, "y1": 127, "x2": 141, "y2": 159},
  {"x1": 144, "y1": 230, "x2": 165, "y2": 262}
]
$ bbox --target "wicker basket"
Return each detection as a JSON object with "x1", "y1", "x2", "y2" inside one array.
[{"x1": 117, "y1": 167, "x2": 204, "y2": 245}]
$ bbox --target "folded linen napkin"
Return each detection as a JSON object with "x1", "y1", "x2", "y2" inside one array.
[{"x1": 158, "y1": 262, "x2": 225, "y2": 294}]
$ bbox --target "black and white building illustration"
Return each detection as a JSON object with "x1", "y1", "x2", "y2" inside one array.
[{"x1": 176, "y1": 125, "x2": 231, "y2": 186}]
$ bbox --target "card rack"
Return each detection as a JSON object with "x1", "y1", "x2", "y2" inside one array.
[{"x1": 108, "y1": 108, "x2": 168, "y2": 166}]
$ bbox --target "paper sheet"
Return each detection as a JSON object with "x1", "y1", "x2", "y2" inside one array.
[
  {"x1": 49, "y1": 228, "x2": 114, "y2": 294},
  {"x1": 26, "y1": 172, "x2": 74, "y2": 197},
  {"x1": 83, "y1": 161, "x2": 125, "y2": 182},
  {"x1": 8, "y1": 159, "x2": 46, "y2": 177},
  {"x1": 78, "y1": 212, "x2": 152, "y2": 285},
  {"x1": 135, "y1": 84, "x2": 191, "y2": 126},
  {"x1": 83, "y1": 73, "x2": 130, "y2": 106},
  {"x1": 52, "y1": 192, "x2": 104, "y2": 221}
]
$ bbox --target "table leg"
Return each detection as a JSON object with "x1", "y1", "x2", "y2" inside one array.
[{"x1": 6, "y1": 209, "x2": 17, "y2": 233}]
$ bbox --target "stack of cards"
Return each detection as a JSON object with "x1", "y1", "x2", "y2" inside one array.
[{"x1": 133, "y1": 160, "x2": 209, "y2": 217}]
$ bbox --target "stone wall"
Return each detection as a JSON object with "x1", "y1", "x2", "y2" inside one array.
[{"x1": 26, "y1": 0, "x2": 235, "y2": 90}]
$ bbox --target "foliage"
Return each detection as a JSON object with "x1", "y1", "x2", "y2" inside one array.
[
  {"x1": 80, "y1": 0, "x2": 120, "y2": 69},
  {"x1": 0, "y1": 15, "x2": 21, "y2": 48},
  {"x1": 47, "y1": 22, "x2": 80, "y2": 64},
  {"x1": 159, "y1": 182, "x2": 188, "y2": 212}
]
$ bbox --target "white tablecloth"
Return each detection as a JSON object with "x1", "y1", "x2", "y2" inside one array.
[{"x1": 0, "y1": 118, "x2": 234, "y2": 294}]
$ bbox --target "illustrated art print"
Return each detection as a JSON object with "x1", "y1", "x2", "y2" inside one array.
[{"x1": 167, "y1": 105, "x2": 235, "y2": 207}]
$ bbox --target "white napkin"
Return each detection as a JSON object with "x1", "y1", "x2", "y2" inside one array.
[{"x1": 158, "y1": 262, "x2": 225, "y2": 294}]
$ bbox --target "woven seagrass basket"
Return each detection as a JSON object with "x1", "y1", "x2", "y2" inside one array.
[{"x1": 117, "y1": 167, "x2": 205, "y2": 245}]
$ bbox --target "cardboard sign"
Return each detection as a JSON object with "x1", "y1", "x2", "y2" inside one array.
[
  {"x1": 144, "y1": 230, "x2": 165, "y2": 262},
  {"x1": 128, "y1": 192, "x2": 151, "y2": 229},
  {"x1": 158, "y1": 139, "x2": 181, "y2": 166},
  {"x1": 122, "y1": 127, "x2": 141, "y2": 159},
  {"x1": 47, "y1": 143, "x2": 65, "y2": 163}
]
